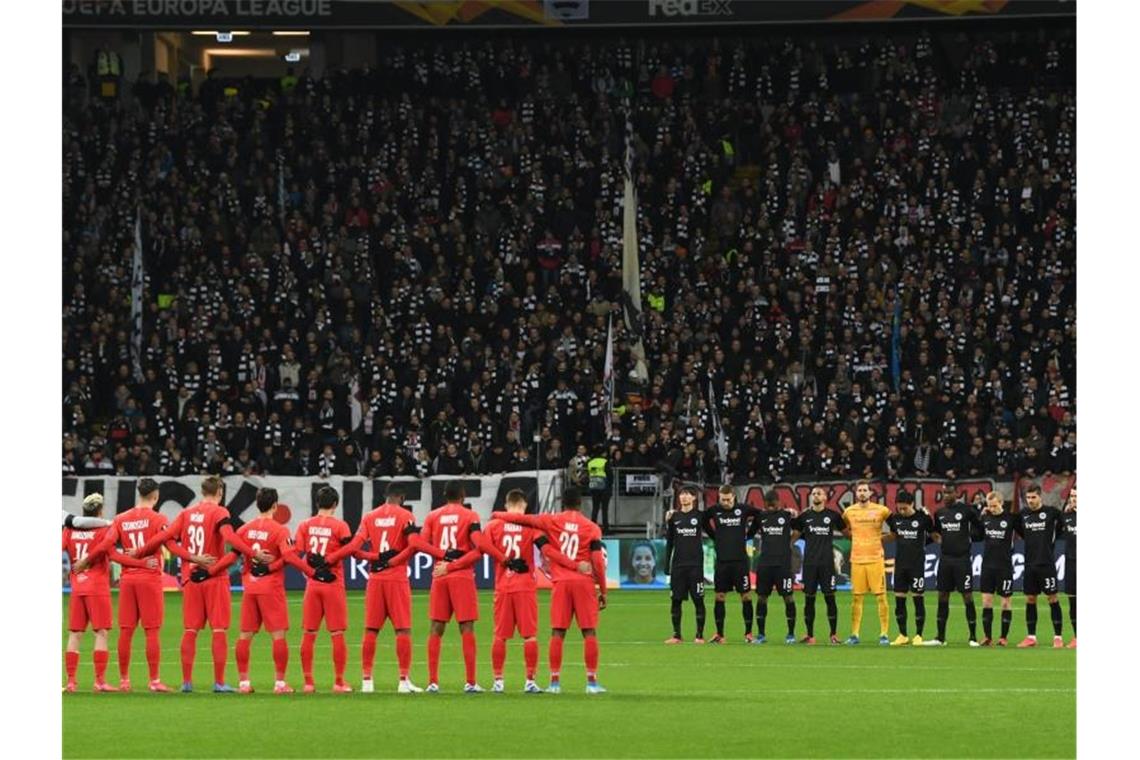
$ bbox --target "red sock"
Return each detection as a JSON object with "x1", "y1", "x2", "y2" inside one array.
[
  {"x1": 331, "y1": 633, "x2": 347, "y2": 684},
  {"x1": 549, "y1": 636, "x2": 564, "y2": 680},
  {"x1": 118, "y1": 628, "x2": 133, "y2": 680},
  {"x1": 461, "y1": 631, "x2": 477, "y2": 685},
  {"x1": 491, "y1": 637, "x2": 507, "y2": 678},
  {"x1": 180, "y1": 631, "x2": 198, "y2": 683},
  {"x1": 235, "y1": 638, "x2": 251, "y2": 681},
  {"x1": 361, "y1": 631, "x2": 378, "y2": 679},
  {"x1": 301, "y1": 633, "x2": 317, "y2": 685},
  {"x1": 395, "y1": 633, "x2": 412, "y2": 679},
  {"x1": 523, "y1": 639, "x2": 538, "y2": 681},
  {"x1": 93, "y1": 650, "x2": 109, "y2": 684},
  {"x1": 272, "y1": 638, "x2": 289, "y2": 681},
  {"x1": 584, "y1": 636, "x2": 599, "y2": 679},
  {"x1": 145, "y1": 629, "x2": 161, "y2": 681},
  {"x1": 427, "y1": 634, "x2": 442, "y2": 685},
  {"x1": 211, "y1": 631, "x2": 228, "y2": 685},
  {"x1": 65, "y1": 651, "x2": 79, "y2": 681}
]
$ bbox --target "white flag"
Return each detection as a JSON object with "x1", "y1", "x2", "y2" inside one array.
[
  {"x1": 709, "y1": 376, "x2": 728, "y2": 480},
  {"x1": 130, "y1": 210, "x2": 145, "y2": 383},
  {"x1": 621, "y1": 106, "x2": 649, "y2": 383},
  {"x1": 603, "y1": 314, "x2": 615, "y2": 439}
]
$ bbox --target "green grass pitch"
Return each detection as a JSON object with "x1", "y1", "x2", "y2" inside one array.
[{"x1": 62, "y1": 590, "x2": 1075, "y2": 758}]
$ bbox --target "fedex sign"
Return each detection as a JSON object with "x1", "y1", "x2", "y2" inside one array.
[{"x1": 648, "y1": 0, "x2": 733, "y2": 18}]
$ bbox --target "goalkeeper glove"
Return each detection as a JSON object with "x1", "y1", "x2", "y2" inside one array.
[
  {"x1": 443, "y1": 549, "x2": 464, "y2": 561},
  {"x1": 306, "y1": 553, "x2": 327, "y2": 569},
  {"x1": 190, "y1": 567, "x2": 210, "y2": 583},
  {"x1": 312, "y1": 567, "x2": 336, "y2": 584},
  {"x1": 250, "y1": 562, "x2": 270, "y2": 577},
  {"x1": 506, "y1": 558, "x2": 530, "y2": 574}
]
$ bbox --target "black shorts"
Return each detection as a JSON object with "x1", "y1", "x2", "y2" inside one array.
[
  {"x1": 714, "y1": 560, "x2": 751, "y2": 594},
  {"x1": 1065, "y1": 557, "x2": 1076, "y2": 595},
  {"x1": 670, "y1": 566, "x2": 705, "y2": 602},
  {"x1": 801, "y1": 564, "x2": 837, "y2": 594},
  {"x1": 979, "y1": 565, "x2": 1013, "y2": 597},
  {"x1": 754, "y1": 565, "x2": 793, "y2": 597},
  {"x1": 937, "y1": 556, "x2": 973, "y2": 594},
  {"x1": 1023, "y1": 564, "x2": 1059, "y2": 596},
  {"x1": 892, "y1": 566, "x2": 927, "y2": 594}
]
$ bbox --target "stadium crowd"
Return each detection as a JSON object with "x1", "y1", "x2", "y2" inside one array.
[{"x1": 62, "y1": 24, "x2": 1076, "y2": 486}]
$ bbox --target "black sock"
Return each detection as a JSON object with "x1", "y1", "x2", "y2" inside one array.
[
  {"x1": 785, "y1": 598, "x2": 796, "y2": 638},
  {"x1": 914, "y1": 596, "x2": 926, "y2": 636},
  {"x1": 804, "y1": 595, "x2": 816, "y2": 637},
  {"x1": 743, "y1": 599, "x2": 754, "y2": 636},
  {"x1": 714, "y1": 600, "x2": 726, "y2": 636},
  {"x1": 694, "y1": 597, "x2": 706, "y2": 638},
  {"x1": 1049, "y1": 601, "x2": 1063, "y2": 636},
  {"x1": 1001, "y1": 609, "x2": 1012, "y2": 639},
  {"x1": 671, "y1": 600, "x2": 683, "y2": 638},
  {"x1": 1026, "y1": 603, "x2": 1038, "y2": 636},
  {"x1": 982, "y1": 607, "x2": 994, "y2": 639},
  {"x1": 754, "y1": 599, "x2": 767, "y2": 637},
  {"x1": 1068, "y1": 596, "x2": 1076, "y2": 636},
  {"x1": 965, "y1": 599, "x2": 978, "y2": 641},
  {"x1": 825, "y1": 594, "x2": 838, "y2": 636},
  {"x1": 895, "y1": 597, "x2": 908, "y2": 636},
  {"x1": 936, "y1": 598, "x2": 949, "y2": 640}
]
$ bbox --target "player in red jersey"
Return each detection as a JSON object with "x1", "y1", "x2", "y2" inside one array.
[
  {"x1": 293, "y1": 486, "x2": 354, "y2": 693},
  {"x1": 419, "y1": 481, "x2": 487, "y2": 693},
  {"x1": 477, "y1": 489, "x2": 593, "y2": 693},
  {"x1": 63, "y1": 494, "x2": 157, "y2": 693},
  {"x1": 497, "y1": 486, "x2": 608, "y2": 694},
  {"x1": 78, "y1": 479, "x2": 212, "y2": 692},
  {"x1": 323, "y1": 483, "x2": 430, "y2": 694},
  {"x1": 207, "y1": 487, "x2": 322, "y2": 694},
  {"x1": 133, "y1": 476, "x2": 270, "y2": 693}
]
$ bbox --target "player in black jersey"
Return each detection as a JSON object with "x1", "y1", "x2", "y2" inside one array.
[
  {"x1": 700, "y1": 485, "x2": 762, "y2": 643},
  {"x1": 928, "y1": 484, "x2": 981, "y2": 646},
  {"x1": 1062, "y1": 488, "x2": 1076, "y2": 648},
  {"x1": 977, "y1": 492, "x2": 1017, "y2": 646},
  {"x1": 884, "y1": 491, "x2": 933, "y2": 646},
  {"x1": 663, "y1": 487, "x2": 707, "y2": 644},
  {"x1": 1015, "y1": 484, "x2": 1066, "y2": 648},
  {"x1": 793, "y1": 487, "x2": 845, "y2": 644},
  {"x1": 749, "y1": 491, "x2": 799, "y2": 645}
]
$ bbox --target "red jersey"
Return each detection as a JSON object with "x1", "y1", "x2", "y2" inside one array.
[
  {"x1": 513, "y1": 511, "x2": 603, "y2": 584},
  {"x1": 484, "y1": 518, "x2": 543, "y2": 593},
  {"x1": 236, "y1": 517, "x2": 295, "y2": 595},
  {"x1": 422, "y1": 502, "x2": 483, "y2": 580},
  {"x1": 163, "y1": 502, "x2": 235, "y2": 584},
  {"x1": 349, "y1": 503, "x2": 419, "y2": 581},
  {"x1": 103, "y1": 507, "x2": 170, "y2": 578},
  {"x1": 63, "y1": 526, "x2": 111, "y2": 596},
  {"x1": 295, "y1": 514, "x2": 352, "y2": 583}
]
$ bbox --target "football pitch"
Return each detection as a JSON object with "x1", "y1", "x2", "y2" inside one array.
[{"x1": 62, "y1": 590, "x2": 1075, "y2": 759}]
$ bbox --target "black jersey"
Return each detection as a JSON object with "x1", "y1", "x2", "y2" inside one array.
[
  {"x1": 978, "y1": 511, "x2": 1018, "y2": 569},
  {"x1": 1017, "y1": 506, "x2": 1063, "y2": 567},
  {"x1": 751, "y1": 509, "x2": 797, "y2": 569},
  {"x1": 795, "y1": 508, "x2": 845, "y2": 566},
  {"x1": 664, "y1": 509, "x2": 706, "y2": 571},
  {"x1": 886, "y1": 511, "x2": 934, "y2": 570},
  {"x1": 1062, "y1": 510, "x2": 1076, "y2": 564},
  {"x1": 702, "y1": 505, "x2": 761, "y2": 563},
  {"x1": 932, "y1": 502, "x2": 982, "y2": 559}
]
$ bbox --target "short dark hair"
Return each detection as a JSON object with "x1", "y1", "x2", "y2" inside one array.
[
  {"x1": 137, "y1": 478, "x2": 159, "y2": 498},
  {"x1": 896, "y1": 491, "x2": 914, "y2": 504},
  {"x1": 444, "y1": 481, "x2": 465, "y2": 502},
  {"x1": 201, "y1": 476, "x2": 223, "y2": 497},
  {"x1": 1025, "y1": 484, "x2": 1042, "y2": 495},
  {"x1": 562, "y1": 486, "x2": 582, "y2": 509},
  {"x1": 855, "y1": 479, "x2": 871, "y2": 489},
  {"x1": 764, "y1": 490, "x2": 779, "y2": 506},
  {"x1": 316, "y1": 486, "x2": 339, "y2": 509},
  {"x1": 505, "y1": 489, "x2": 527, "y2": 506},
  {"x1": 718, "y1": 485, "x2": 734, "y2": 495},
  {"x1": 385, "y1": 483, "x2": 405, "y2": 503},
  {"x1": 255, "y1": 487, "x2": 278, "y2": 513}
]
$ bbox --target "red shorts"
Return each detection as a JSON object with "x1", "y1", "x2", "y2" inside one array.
[
  {"x1": 493, "y1": 590, "x2": 538, "y2": 639},
  {"x1": 365, "y1": 579, "x2": 412, "y2": 631},
  {"x1": 240, "y1": 592, "x2": 289, "y2": 633},
  {"x1": 303, "y1": 582, "x2": 348, "y2": 632},
  {"x1": 118, "y1": 575, "x2": 164, "y2": 630},
  {"x1": 69, "y1": 594, "x2": 113, "y2": 632},
  {"x1": 428, "y1": 575, "x2": 479, "y2": 623},
  {"x1": 183, "y1": 577, "x2": 232, "y2": 630},
  {"x1": 550, "y1": 580, "x2": 599, "y2": 630}
]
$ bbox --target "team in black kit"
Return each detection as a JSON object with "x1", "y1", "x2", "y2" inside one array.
[{"x1": 659, "y1": 481, "x2": 1075, "y2": 650}]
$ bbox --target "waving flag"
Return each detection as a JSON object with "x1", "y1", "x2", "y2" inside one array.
[
  {"x1": 622, "y1": 104, "x2": 649, "y2": 383},
  {"x1": 603, "y1": 314, "x2": 615, "y2": 438}
]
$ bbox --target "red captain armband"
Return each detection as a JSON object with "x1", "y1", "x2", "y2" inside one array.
[{"x1": 589, "y1": 539, "x2": 603, "y2": 551}]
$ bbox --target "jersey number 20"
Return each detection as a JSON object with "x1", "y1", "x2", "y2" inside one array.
[{"x1": 559, "y1": 532, "x2": 579, "y2": 558}]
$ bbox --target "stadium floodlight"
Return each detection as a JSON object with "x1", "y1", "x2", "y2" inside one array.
[{"x1": 273, "y1": 31, "x2": 311, "y2": 36}]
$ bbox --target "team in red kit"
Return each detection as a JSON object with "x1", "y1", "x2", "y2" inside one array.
[{"x1": 62, "y1": 479, "x2": 609, "y2": 694}]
